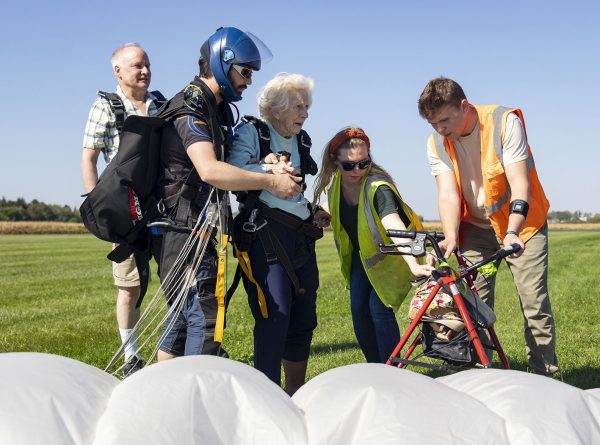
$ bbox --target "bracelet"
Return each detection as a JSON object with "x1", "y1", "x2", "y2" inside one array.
[{"x1": 505, "y1": 230, "x2": 519, "y2": 237}]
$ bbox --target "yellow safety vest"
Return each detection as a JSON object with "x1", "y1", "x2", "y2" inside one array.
[
  {"x1": 327, "y1": 173, "x2": 423, "y2": 311},
  {"x1": 427, "y1": 104, "x2": 549, "y2": 242}
]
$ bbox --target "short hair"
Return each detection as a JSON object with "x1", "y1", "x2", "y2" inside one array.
[
  {"x1": 111, "y1": 42, "x2": 144, "y2": 70},
  {"x1": 418, "y1": 77, "x2": 467, "y2": 120},
  {"x1": 258, "y1": 73, "x2": 314, "y2": 123}
]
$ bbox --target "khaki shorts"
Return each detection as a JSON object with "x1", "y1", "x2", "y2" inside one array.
[{"x1": 111, "y1": 244, "x2": 151, "y2": 287}]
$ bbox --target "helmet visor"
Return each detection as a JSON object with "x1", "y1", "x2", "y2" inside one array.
[{"x1": 245, "y1": 31, "x2": 273, "y2": 66}]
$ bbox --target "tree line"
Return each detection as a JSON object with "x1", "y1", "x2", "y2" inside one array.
[
  {"x1": 0, "y1": 197, "x2": 82, "y2": 223},
  {"x1": 548, "y1": 210, "x2": 600, "y2": 223},
  {"x1": 1, "y1": 197, "x2": 598, "y2": 224}
]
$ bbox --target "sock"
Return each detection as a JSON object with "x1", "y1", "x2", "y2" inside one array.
[{"x1": 119, "y1": 328, "x2": 140, "y2": 362}]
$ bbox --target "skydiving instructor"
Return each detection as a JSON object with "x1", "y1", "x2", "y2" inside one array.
[{"x1": 153, "y1": 27, "x2": 303, "y2": 361}]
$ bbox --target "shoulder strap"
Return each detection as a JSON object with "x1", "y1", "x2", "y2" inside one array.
[
  {"x1": 98, "y1": 91, "x2": 126, "y2": 135},
  {"x1": 242, "y1": 115, "x2": 272, "y2": 159},
  {"x1": 297, "y1": 130, "x2": 318, "y2": 177},
  {"x1": 150, "y1": 90, "x2": 167, "y2": 109}
]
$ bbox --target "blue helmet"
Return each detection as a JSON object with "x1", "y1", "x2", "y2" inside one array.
[{"x1": 202, "y1": 27, "x2": 264, "y2": 102}]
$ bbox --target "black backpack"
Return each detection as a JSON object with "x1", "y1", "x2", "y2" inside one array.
[{"x1": 79, "y1": 87, "x2": 218, "y2": 300}]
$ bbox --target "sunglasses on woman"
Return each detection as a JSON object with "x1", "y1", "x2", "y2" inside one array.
[
  {"x1": 337, "y1": 158, "x2": 372, "y2": 171},
  {"x1": 231, "y1": 64, "x2": 253, "y2": 80}
]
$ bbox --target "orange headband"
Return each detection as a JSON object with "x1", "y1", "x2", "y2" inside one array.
[{"x1": 328, "y1": 128, "x2": 370, "y2": 156}]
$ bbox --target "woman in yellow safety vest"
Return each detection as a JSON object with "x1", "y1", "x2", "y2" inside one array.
[{"x1": 312, "y1": 127, "x2": 433, "y2": 363}]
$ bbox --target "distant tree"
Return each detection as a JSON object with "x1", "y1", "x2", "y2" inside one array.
[{"x1": 0, "y1": 196, "x2": 81, "y2": 222}]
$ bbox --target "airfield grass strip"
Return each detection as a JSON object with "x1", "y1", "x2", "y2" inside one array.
[{"x1": 0, "y1": 231, "x2": 599, "y2": 389}]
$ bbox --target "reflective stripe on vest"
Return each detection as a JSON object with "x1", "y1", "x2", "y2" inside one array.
[
  {"x1": 430, "y1": 104, "x2": 549, "y2": 241},
  {"x1": 327, "y1": 172, "x2": 423, "y2": 311},
  {"x1": 362, "y1": 175, "x2": 387, "y2": 269}
]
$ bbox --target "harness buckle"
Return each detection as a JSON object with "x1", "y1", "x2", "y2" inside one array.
[
  {"x1": 242, "y1": 208, "x2": 267, "y2": 233},
  {"x1": 156, "y1": 199, "x2": 165, "y2": 214},
  {"x1": 107, "y1": 97, "x2": 124, "y2": 111}
]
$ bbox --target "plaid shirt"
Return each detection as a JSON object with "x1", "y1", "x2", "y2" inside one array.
[{"x1": 82, "y1": 85, "x2": 161, "y2": 163}]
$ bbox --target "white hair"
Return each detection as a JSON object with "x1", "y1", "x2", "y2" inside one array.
[
  {"x1": 111, "y1": 42, "x2": 144, "y2": 70},
  {"x1": 258, "y1": 73, "x2": 314, "y2": 123}
]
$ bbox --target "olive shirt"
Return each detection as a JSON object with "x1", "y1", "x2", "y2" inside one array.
[{"x1": 340, "y1": 184, "x2": 411, "y2": 251}]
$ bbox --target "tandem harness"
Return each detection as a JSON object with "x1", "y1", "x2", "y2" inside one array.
[
  {"x1": 153, "y1": 80, "x2": 234, "y2": 344},
  {"x1": 232, "y1": 116, "x2": 322, "y2": 318}
]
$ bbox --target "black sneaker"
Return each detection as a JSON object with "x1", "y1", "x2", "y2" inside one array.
[{"x1": 123, "y1": 357, "x2": 145, "y2": 377}]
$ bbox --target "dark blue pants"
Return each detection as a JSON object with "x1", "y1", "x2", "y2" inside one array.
[
  {"x1": 156, "y1": 230, "x2": 217, "y2": 356},
  {"x1": 244, "y1": 220, "x2": 319, "y2": 385},
  {"x1": 350, "y1": 250, "x2": 400, "y2": 363}
]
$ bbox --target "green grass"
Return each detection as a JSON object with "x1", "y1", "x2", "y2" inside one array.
[{"x1": 1, "y1": 231, "x2": 599, "y2": 389}]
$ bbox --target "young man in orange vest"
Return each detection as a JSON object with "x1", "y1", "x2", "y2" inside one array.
[{"x1": 418, "y1": 77, "x2": 559, "y2": 376}]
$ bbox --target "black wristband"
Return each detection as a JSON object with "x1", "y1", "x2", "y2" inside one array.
[
  {"x1": 505, "y1": 230, "x2": 519, "y2": 237},
  {"x1": 509, "y1": 199, "x2": 529, "y2": 217}
]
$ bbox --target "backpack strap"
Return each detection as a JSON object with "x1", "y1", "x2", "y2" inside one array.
[
  {"x1": 150, "y1": 90, "x2": 167, "y2": 108},
  {"x1": 98, "y1": 90, "x2": 169, "y2": 135},
  {"x1": 241, "y1": 115, "x2": 272, "y2": 160},
  {"x1": 297, "y1": 130, "x2": 318, "y2": 180},
  {"x1": 98, "y1": 91, "x2": 126, "y2": 136}
]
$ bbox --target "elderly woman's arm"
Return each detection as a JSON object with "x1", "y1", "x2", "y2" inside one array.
[
  {"x1": 229, "y1": 123, "x2": 296, "y2": 175},
  {"x1": 228, "y1": 124, "x2": 266, "y2": 173}
]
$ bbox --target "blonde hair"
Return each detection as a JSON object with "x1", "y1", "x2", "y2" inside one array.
[
  {"x1": 312, "y1": 127, "x2": 395, "y2": 207},
  {"x1": 111, "y1": 42, "x2": 144, "y2": 70},
  {"x1": 258, "y1": 73, "x2": 314, "y2": 123}
]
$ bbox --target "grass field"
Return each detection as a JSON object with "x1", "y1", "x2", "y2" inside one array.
[{"x1": 1, "y1": 231, "x2": 599, "y2": 389}]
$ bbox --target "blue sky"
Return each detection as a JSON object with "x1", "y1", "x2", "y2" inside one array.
[{"x1": 1, "y1": 0, "x2": 598, "y2": 219}]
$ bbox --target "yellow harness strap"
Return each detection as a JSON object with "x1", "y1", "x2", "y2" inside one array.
[
  {"x1": 214, "y1": 233, "x2": 228, "y2": 343},
  {"x1": 235, "y1": 248, "x2": 269, "y2": 318}
]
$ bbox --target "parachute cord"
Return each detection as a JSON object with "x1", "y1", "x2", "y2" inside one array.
[{"x1": 105, "y1": 189, "x2": 220, "y2": 376}]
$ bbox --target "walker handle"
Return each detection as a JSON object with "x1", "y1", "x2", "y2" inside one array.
[
  {"x1": 386, "y1": 230, "x2": 445, "y2": 241},
  {"x1": 496, "y1": 243, "x2": 521, "y2": 259},
  {"x1": 386, "y1": 229, "x2": 416, "y2": 239}
]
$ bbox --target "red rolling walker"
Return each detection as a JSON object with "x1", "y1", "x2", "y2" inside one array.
[{"x1": 379, "y1": 229, "x2": 520, "y2": 372}]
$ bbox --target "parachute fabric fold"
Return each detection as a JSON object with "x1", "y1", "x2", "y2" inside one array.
[{"x1": 0, "y1": 352, "x2": 118, "y2": 445}]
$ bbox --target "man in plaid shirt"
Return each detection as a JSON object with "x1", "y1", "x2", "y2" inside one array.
[{"x1": 81, "y1": 43, "x2": 162, "y2": 376}]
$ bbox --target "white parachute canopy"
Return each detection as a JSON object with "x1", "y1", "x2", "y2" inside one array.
[
  {"x1": 1, "y1": 353, "x2": 600, "y2": 445},
  {"x1": 0, "y1": 352, "x2": 119, "y2": 445},
  {"x1": 292, "y1": 363, "x2": 510, "y2": 444},
  {"x1": 93, "y1": 355, "x2": 307, "y2": 445}
]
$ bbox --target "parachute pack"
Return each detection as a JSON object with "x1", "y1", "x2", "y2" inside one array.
[{"x1": 79, "y1": 88, "x2": 210, "y2": 299}]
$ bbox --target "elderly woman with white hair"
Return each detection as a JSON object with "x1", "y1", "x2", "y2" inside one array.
[{"x1": 228, "y1": 73, "x2": 321, "y2": 395}]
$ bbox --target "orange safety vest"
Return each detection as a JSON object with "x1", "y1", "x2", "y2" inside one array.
[{"x1": 427, "y1": 104, "x2": 549, "y2": 242}]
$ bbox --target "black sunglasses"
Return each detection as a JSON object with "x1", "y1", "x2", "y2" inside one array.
[{"x1": 338, "y1": 158, "x2": 372, "y2": 171}]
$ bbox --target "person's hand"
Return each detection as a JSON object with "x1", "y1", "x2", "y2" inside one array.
[
  {"x1": 503, "y1": 232, "x2": 525, "y2": 258},
  {"x1": 409, "y1": 262, "x2": 435, "y2": 277},
  {"x1": 313, "y1": 209, "x2": 331, "y2": 228},
  {"x1": 427, "y1": 237, "x2": 456, "y2": 266},
  {"x1": 269, "y1": 174, "x2": 302, "y2": 199},
  {"x1": 262, "y1": 153, "x2": 296, "y2": 175},
  {"x1": 262, "y1": 153, "x2": 280, "y2": 164},
  {"x1": 270, "y1": 160, "x2": 296, "y2": 176}
]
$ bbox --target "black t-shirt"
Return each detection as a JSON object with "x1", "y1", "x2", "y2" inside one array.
[
  {"x1": 340, "y1": 184, "x2": 411, "y2": 251},
  {"x1": 158, "y1": 78, "x2": 232, "y2": 201}
]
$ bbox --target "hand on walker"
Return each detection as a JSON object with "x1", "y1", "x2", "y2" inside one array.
[{"x1": 503, "y1": 233, "x2": 525, "y2": 258}]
